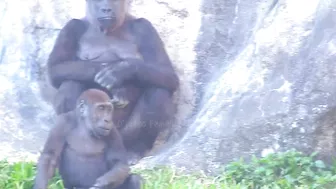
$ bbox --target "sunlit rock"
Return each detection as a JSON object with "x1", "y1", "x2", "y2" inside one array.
[{"x1": 135, "y1": 0, "x2": 336, "y2": 172}]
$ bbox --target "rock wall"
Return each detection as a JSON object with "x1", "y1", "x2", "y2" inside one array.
[
  {"x1": 136, "y1": 0, "x2": 336, "y2": 172},
  {"x1": 1, "y1": 0, "x2": 336, "y2": 174}
]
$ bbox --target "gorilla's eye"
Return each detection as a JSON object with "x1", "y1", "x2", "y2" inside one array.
[
  {"x1": 106, "y1": 106, "x2": 113, "y2": 112},
  {"x1": 98, "y1": 105, "x2": 105, "y2": 110}
]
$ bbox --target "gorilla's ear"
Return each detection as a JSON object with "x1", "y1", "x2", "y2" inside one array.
[{"x1": 77, "y1": 99, "x2": 86, "y2": 116}]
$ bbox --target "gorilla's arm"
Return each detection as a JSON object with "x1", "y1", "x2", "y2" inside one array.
[
  {"x1": 132, "y1": 18, "x2": 180, "y2": 93},
  {"x1": 91, "y1": 128, "x2": 130, "y2": 188},
  {"x1": 95, "y1": 18, "x2": 180, "y2": 93},
  {"x1": 34, "y1": 112, "x2": 76, "y2": 189},
  {"x1": 47, "y1": 19, "x2": 101, "y2": 88}
]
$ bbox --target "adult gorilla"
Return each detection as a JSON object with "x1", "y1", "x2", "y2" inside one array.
[{"x1": 48, "y1": 0, "x2": 179, "y2": 163}]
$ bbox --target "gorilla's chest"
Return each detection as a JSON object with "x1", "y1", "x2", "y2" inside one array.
[
  {"x1": 59, "y1": 131, "x2": 109, "y2": 187},
  {"x1": 77, "y1": 29, "x2": 142, "y2": 62},
  {"x1": 59, "y1": 146, "x2": 109, "y2": 188},
  {"x1": 65, "y1": 129, "x2": 106, "y2": 155}
]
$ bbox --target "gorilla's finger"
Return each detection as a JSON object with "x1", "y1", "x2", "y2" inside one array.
[
  {"x1": 94, "y1": 74, "x2": 102, "y2": 83},
  {"x1": 96, "y1": 77, "x2": 105, "y2": 85},
  {"x1": 111, "y1": 95, "x2": 129, "y2": 109},
  {"x1": 106, "y1": 85, "x2": 112, "y2": 90},
  {"x1": 101, "y1": 71, "x2": 113, "y2": 81},
  {"x1": 101, "y1": 62, "x2": 108, "y2": 67},
  {"x1": 102, "y1": 83, "x2": 109, "y2": 88},
  {"x1": 97, "y1": 68, "x2": 116, "y2": 84},
  {"x1": 94, "y1": 66, "x2": 110, "y2": 81}
]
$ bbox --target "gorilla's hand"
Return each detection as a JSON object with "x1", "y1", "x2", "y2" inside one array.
[
  {"x1": 111, "y1": 90, "x2": 129, "y2": 109},
  {"x1": 94, "y1": 60, "x2": 137, "y2": 90},
  {"x1": 112, "y1": 85, "x2": 141, "y2": 109},
  {"x1": 89, "y1": 163, "x2": 130, "y2": 189},
  {"x1": 89, "y1": 176, "x2": 110, "y2": 189}
]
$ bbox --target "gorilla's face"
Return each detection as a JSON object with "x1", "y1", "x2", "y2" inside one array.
[{"x1": 86, "y1": 0, "x2": 127, "y2": 31}]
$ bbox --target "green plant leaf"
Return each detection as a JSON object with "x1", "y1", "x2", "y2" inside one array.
[{"x1": 315, "y1": 160, "x2": 326, "y2": 169}]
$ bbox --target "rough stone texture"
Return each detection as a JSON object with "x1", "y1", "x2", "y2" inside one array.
[
  {"x1": 1, "y1": 0, "x2": 336, "y2": 174},
  {"x1": 136, "y1": 0, "x2": 336, "y2": 172}
]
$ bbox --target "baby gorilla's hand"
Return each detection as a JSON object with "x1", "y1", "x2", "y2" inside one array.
[
  {"x1": 90, "y1": 163, "x2": 130, "y2": 189},
  {"x1": 126, "y1": 151, "x2": 142, "y2": 166},
  {"x1": 89, "y1": 176, "x2": 110, "y2": 189}
]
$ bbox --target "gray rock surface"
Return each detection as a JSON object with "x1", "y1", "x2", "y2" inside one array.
[
  {"x1": 136, "y1": 0, "x2": 336, "y2": 172},
  {"x1": 1, "y1": 0, "x2": 336, "y2": 173}
]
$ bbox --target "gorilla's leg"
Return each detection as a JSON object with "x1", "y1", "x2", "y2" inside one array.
[
  {"x1": 120, "y1": 88, "x2": 175, "y2": 162},
  {"x1": 60, "y1": 179, "x2": 72, "y2": 189},
  {"x1": 53, "y1": 80, "x2": 87, "y2": 115},
  {"x1": 140, "y1": 88, "x2": 175, "y2": 147},
  {"x1": 114, "y1": 174, "x2": 143, "y2": 189}
]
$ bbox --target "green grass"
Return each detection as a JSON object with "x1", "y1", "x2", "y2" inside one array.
[{"x1": 0, "y1": 150, "x2": 336, "y2": 189}]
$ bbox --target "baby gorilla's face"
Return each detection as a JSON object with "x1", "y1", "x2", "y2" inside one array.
[{"x1": 88, "y1": 102, "x2": 114, "y2": 137}]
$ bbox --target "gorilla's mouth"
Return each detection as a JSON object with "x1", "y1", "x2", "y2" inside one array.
[
  {"x1": 95, "y1": 127, "x2": 110, "y2": 137},
  {"x1": 98, "y1": 17, "x2": 115, "y2": 21},
  {"x1": 97, "y1": 17, "x2": 117, "y2": 31},
  {"x1": 98, "y1": 127, "x2": 110, "y2": 132}
]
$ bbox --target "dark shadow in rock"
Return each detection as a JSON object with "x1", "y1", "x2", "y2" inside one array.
[
  {"x1": 0, "y1": 46, "x2": 6, "y2": 65},
  {"x1": 313, "y1": 106, "x2": 336, "y2": 165}
]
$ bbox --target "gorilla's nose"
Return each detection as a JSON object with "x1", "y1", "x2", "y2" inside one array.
[
  {"x1": 104, "y1": 118, "x2": 113, "y2": 124},
  {"x1": 101, "y1": 8, "x2": 112, "y2": 14}
]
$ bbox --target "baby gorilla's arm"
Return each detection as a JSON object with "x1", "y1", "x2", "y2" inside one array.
[
  {"x1": 90, "y1": 163, "x2": 130, "y2": 188},
  {"x1": 34, "y1": 112, "x2": 76, "y2": 189},
  {"x1": 90, "y1": 128, "x2": 131, "y2": 189}
]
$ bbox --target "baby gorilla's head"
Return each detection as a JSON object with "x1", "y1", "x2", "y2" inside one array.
[{"x1": 76, "y1": 89, "x2": 115, "y2": 138}]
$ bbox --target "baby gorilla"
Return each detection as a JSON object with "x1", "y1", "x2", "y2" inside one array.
[{"x1": 33, "y1": 89, "x2": 142, "y2": 189}]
